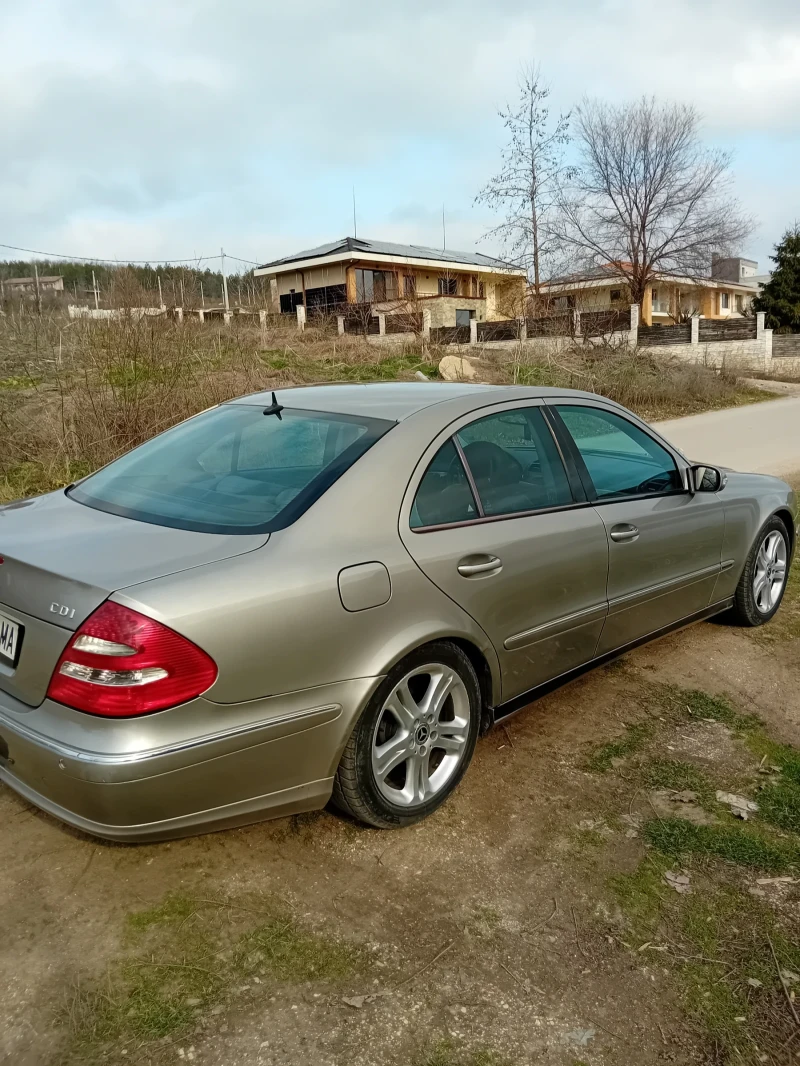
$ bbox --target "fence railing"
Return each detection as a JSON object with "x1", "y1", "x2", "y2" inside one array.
[
  {"x1": 698, "y1": 317, "x2": 757, "y2": 342},
  {"x1": 477, "y1": 319, "x2": 520, "y2": 342},
  {"x1": 579, "y1": 308, "x2": 632, "y2": 335},
  {"x1": 431, "y1": 325, "x2": 471, "y2": 346},
  {"x1": 637, "y1": 322, "x2": 692, "y2": 347},
  {"x1": 385, "y1": 312, "x2": 423, "y2": 335},
  {"x1": 525, "y1": 313, "x2": 574, "y2": 336},
  {"x1": 772, "y1": 334, "x2": 800, "y2": 358}
]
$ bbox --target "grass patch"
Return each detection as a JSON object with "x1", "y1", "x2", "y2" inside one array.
[
  {"x1": 660, "y1": 686, "x2": 760, "y2": 732},
  {"x1": 585, "y1": 721, "x2": 651, "y2": 773},
  {"x1": 641, "y1": 759, "x2": 716, "y2": 805},
  {"x1": 643, "y1": 817, "x2": 800, "y2": 872},
  {"x1": 66, "y1": 892, "x2": 361, "y2": 1061},
  {"x1": 0, "y1": 374, "x2": 41, "y2": 388},
  {"x1": 610, "y1": 853, "x2": 672, "y2": 937},
  {"x1": 260, "y1": 349, "x2": 440, "y2": 382},
  {"x1": 416, "y1": 1037, "x2": 513, "y2": 1066}
]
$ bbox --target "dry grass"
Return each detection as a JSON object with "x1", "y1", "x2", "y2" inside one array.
[{"x1": 0, "y1": 312, "x2": 770, "y2": 503}]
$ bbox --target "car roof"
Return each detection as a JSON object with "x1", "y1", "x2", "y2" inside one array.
[{"x1": 230, "y1": 382, "x2": 610, "y2": 421}]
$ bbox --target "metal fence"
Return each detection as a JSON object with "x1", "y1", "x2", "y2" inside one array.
[
  {"x1": 637, "y1": 323, "x2": 692, "y2": 347},
  {"x1": 430, "y1": 325, "x2": 471, "y2": 345},
  {"x1": 698, "y1": 317, "x2": 757, "y2": 342},
  {"x1": 477, "y1": 319, "x2": 520, "y2": 342}
]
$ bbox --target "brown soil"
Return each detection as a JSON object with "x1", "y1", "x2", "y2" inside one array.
[{"x1": 2, "y1": 596, "x2": 799, "y2": 1066}]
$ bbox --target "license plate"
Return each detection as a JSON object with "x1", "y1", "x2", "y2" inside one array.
[{"x1": 0, "y1": 613, "x2": 22, "y2": 666}]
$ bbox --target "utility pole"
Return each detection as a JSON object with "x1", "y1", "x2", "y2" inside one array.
[
  {"x1": 220, "y1": 248, "x2": 230, "y2": 312},
  {"x1": 352, "y1": 187, "x2": 357, "y2": 239},
  {"x1": 33, "y1": 263, "x2": 42, "y2": 314},
  {"x1": 180, "y1": 278, "x2": 185, "y2": 307},
  {"x1": 442, "y1": 204, "x2": 447, "y2": 251},
  {"x1": 200, "y1": 281, "x2": 205, "y2": 308},
  {"x1": 92, "y1": 270, "x2": 99, "y2": 310},
  {"x1": 157, "y1": 275, "x2": 163, "y2": 308}
]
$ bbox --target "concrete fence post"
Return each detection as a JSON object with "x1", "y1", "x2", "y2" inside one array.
[
  {"x1": 690, "y1": 315, "x2": 700, "y2": 345},
  {"x1": 756, "y1": 311, "x2": 765, "y2": 339},
  {"x1": 422, "y1": 308, "x2": 431, "y2": 341},
  {"x1": 197, "y1": 309, "x2": 205, "y2": 323},
  {"x1": 337, "y1": 315, "x2": 345, "y2": 336},
  {"x1": 629, "y1": 304, "x2": 640, "y2": 347},
  {"x1": 764, "y1": 328, "x2": 773, "y2": 369},
  {"x1": 469, "y1": 318, "x2": 478, "y2": 345},
  {"x1": 518, "y1": 316, "x2": 527, "y2": 342},
  {"x1": 573, "y1": 309, "x2": 581, "y2": 339},
  {"x1": 258, "y1": 310, "x2": 266, "y2": 326},
  {"x1": 175, "y1": 307, "x2": 184, "y2": 324},
  {"x1": 223, "y1": 311, "x2": 232, "y2": 325},
  {"x1": 378, "y1": 313, "x2": 386, "y2": 337},
  {"x1": 296, "y1": 304, "x2": 306, "y2": 332}
]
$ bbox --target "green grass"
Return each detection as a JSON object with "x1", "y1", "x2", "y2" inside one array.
[
  {"x1": 610, "y1": 854, "x2": 672, "y2": 938},
  {"x1": 585, "y1": 721, "x2": 651, "y2": 773},
  {"x1": 260, "y1": 350, "x2": 440, "y2": 382},
  {"x1": 0, "y1": 458, "x2": 91, "y2": 503},
  {"x1": 66, "y1": 892, "x2": 361, "y2": 1061},
  {"x1": 640, "y1": 759, "x2": 716, "y2": 805},
  {"x1": 660, "y1": 686, "x2": 760, "y2": 732},
  {"x1": 643, "y1": 817, "x2": 800, "y2": 872},
  {"x1": 416, "y1": 1038, "x2": 513, "y2": 1066},
  {"x1": 0, "y1": 374, "x2": 41, "y2": 388}
]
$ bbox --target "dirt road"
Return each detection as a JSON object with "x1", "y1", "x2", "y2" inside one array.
[{"x1": 655, "y1": 396, "x2": 800, "y2": 475}]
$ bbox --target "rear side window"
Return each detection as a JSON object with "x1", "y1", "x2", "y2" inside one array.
[
  {"x1": 456, "y1": 407, "x2": 572, "y2": 517},
  {"x1": 69, "y1": 405, "x2": 393, "y2": 534},
  {"x1": 556, "y1": 405, "x2": 682, "y2": 499},
  {"x1": 410, "y1": 440, "x2": 478, "y2": 529}
]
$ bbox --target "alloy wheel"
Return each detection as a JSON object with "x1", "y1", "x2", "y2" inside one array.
[
  {"x1": 370, "y1": 664, "x2": 471, "y2": 807},
  {"x1": 752, "y1": 530, "x2": 788, "y2": 614}
]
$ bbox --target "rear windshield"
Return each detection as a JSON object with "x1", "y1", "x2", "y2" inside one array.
[{"x1": 69, "y1": 403, "x2": 394, "y2": 534}]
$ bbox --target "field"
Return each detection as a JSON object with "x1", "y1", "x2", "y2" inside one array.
[
  {"x1": 0, "y1": 310, "x2": 771, "y2": 504},
  {"x1": 1, "y1": 311, "x2": 798, "y2": 1066}
]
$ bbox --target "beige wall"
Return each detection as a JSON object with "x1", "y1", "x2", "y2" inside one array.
[{"x1": 275, "y1": 264, "x2": 346, "y2": 297}]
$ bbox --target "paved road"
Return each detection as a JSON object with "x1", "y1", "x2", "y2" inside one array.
[{"x1": 655, "y1": 397, "x2": 800, "y2": 477}]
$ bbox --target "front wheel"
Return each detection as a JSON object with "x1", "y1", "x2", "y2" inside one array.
[
  {"x1": 331, "y1": 642, "x2": 481, "y2": 828},
  {"x1": 729, "y1": 516, "x2": 791, "y2": 627}
]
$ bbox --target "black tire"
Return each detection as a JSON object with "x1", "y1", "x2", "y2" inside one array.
[
  {"x1": 331, "y1": 641, "x2": 481, "y2": 829},
  {"x1": 729, "y1": 515, "x2": 791, "y2": 627}
]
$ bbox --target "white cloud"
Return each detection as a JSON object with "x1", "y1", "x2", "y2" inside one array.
[{"x1": 0, "y1": 0, "x2": 797, "y2": 267}]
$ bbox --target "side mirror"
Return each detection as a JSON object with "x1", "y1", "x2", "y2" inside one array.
[{"x1": 690, "y1": 464, "x2": 726, "y2": 493}]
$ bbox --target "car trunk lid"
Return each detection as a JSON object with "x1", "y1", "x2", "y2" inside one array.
[{"x1": 0, "y1": 490, "x2": 268, "y2": 707}]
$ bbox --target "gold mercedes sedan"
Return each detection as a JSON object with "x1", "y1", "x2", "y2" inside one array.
[{"x1": 0, "y1": 383, "x2": 794, "y2": 839}]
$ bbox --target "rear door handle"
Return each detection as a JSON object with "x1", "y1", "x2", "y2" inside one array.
[
  {"x1": 609, "y1": 524, "x2": 640, "y2": 543},
  {"x1": 457, "y1": 555, "x2": 503, "y2": 577}
]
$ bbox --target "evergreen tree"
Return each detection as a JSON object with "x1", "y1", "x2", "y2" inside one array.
[{"x1": 753, "y1": 225, "x2": 800, "y2": 333}]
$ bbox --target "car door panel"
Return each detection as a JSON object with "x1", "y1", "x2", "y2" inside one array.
[
  {"x1": 549, "y1": 402, "x2": 725, "y2": 656},
  {"x1": 402, "y1": 510, "x2": 609, "y2": 702},
  {"x1": 400, "y1": 400, "x2": 609, "y2": 703},
  {"x1": 591, "y1": 493, "x2": 724, "y2": 654}
]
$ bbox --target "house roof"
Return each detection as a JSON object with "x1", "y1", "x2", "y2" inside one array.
[
  {"x1": 257, "y1": 236, "x2": 524, "y2": 274},
  {"x1": 540, "y1": 267, "x2": 760, "y2": 293},
  {"x1": 4, "y1": 275, "x2": 63, "y2": 285}
]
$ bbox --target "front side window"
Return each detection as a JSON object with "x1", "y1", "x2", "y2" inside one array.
[
  {"x1": 410, "y1": 439, "x2": 478, "y2": 529},
  {"x1": 355, "y1": 269, "x2": 397, "y2": 303},
  {"x1": 70, "y1": 405, "x2": 393, "y2": 534},
  {"x1": 556, "y1": 405, "x2": 682, "y2": 500},
  {"x1": 721, "y1": 292, "x2": 730, "y2": 310},
  {"x1": 438, "y1": 277, "x2": 458, "y2": 296},
  {"x1": 456, "y1": 407, "x2": 572, "y2": 517}
]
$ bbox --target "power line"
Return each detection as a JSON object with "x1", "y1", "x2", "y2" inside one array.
[
  {"x1": 224, "y1": 254, "x2": 261, "y2": 266},
  {"x1": 0, "y1": 242, "x2": 217, "y2": 265}
]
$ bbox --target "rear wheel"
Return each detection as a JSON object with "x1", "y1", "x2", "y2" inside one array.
[
  {"x1": 332, "y1": 642, "x2": 481, "y2": 828},
  {"x1": 729, "y1": 516, "x2": 790, "y2": 627}
]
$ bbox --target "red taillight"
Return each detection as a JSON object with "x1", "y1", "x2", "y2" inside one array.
[{"x1": 47, "y1": 601, "x2": 217, "y2": 717}]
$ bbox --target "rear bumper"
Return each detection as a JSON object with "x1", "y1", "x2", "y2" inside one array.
[{"x1": 0, "y1": 677, "x2": 380, "y2": 841}]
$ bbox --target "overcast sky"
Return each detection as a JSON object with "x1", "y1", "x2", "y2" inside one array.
[{"x1": 1, "y1": 0, "x2": 798, "y2": 273}]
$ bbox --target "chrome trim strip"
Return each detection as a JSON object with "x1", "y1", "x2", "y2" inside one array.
[
  {"x1": 607, "y1": 563, "x2": 721, "y2": 614},
  {"x1": 0, "y1": 703, "x2": 342, "y2": 767},
  {"x1": 504, "y1": 603, "x2": 608, "y2": 651}
]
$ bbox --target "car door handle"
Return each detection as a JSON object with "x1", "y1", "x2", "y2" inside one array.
[
  {"x1": 457, "y1": 555, "x2": 503, "y2": 577},
  {"x1": 609, "y1": 524, "x2": 640, "y2": 543}
]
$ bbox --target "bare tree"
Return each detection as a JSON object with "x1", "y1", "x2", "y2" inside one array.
[
  {"x1": 555, "y1": 96, "x2": 754, "y2": 305},
  {"x1": 476, "y1": 65, "x2": 572, "y2": 301}
]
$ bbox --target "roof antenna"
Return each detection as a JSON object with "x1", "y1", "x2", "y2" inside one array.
[
  {"x1": 353, "y1": 186, "x2": 357, "y2": 239},
  {"x1": 262, "y1": 391, "x2": 284, "y2": 419},
  {"x1": 442, "y1": 203, "x2": 446, "y2": 251}
]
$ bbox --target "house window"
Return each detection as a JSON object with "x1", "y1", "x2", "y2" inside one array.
[
  {"x1": 479, "y1": 281, "x2": 485, "y2": 298},
  {"x1": 438, "y1": 277, "x2": 458, "y2": 296},
  {"x1": 735, "y1": 294, "x2": 744, "y2": 313},
  {"x1": 720, "y1": 292, "x2": 730, "y2": 310},
  {"x1": 610, "y1": 289, "x2": 622, "y2": 302},
  {"x1": 355, "y1": 269, "x2": 397, "y2": 303},
  {"x1": 279, "y1": 290, "x2": 304, "y2": 314},
  {"x1": 455, "y1": 309, "x2": 475, "y2": 327},
  {"x1": 403, "y1": 275, "x2": 416, "y2": 298},
  {"x1": 553, "y1": 295, "x2": 575, "y2": 310}
]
